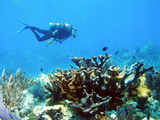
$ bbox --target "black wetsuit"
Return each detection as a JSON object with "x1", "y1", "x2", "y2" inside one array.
[{"x1": 29, "y1": 25, "x2": 73, "y2": 43}]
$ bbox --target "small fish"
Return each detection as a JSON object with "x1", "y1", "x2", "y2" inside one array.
[
  {"x1": 102, "y1": 46, "x2": 108, "y2": 51},
  {"x1": 105, "y1": 53, "x2": 109, "y2": 56},
  {"x1": 135, "y1": 47, "x2": 140, "y2": 53},
  {"x1": 132, "y1": 56, "x2": 136, "y2": 59},
  {"x1": 40, "y1": 68, "x2": 43, "y2": 72},
  {"x1": 114, "y1": 50, "x2": 119, "y2": 55}
]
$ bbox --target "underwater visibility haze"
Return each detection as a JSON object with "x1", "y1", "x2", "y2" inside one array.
[
  {"x1": 1, "y1": 0, "x2": 160, "y2": 120},
  {"x1": 1, "y1": 0, "x2": 160, "y2": 73}
]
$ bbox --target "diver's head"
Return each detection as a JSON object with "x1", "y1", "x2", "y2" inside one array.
[
  {"x1": 72, "y1": 28, "x2": 77, "y2": 38},
  {"x1": 64, "y1": 23, "x2": 77, "y2": 37}
]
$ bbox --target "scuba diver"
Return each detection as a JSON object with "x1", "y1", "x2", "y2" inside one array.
[{"x1": 20, "y1": 22, "x2": 77, "y2": 45}]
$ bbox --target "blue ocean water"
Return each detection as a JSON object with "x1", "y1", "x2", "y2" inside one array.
[{"x1": 1, "y1": 0, "x2": 160, "y2": 75}]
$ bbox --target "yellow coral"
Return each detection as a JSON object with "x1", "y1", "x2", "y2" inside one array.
[
  {"x1": 136, "y1": 74, "x2": 151, "y2": 97},
  {"x1": 48, "y1": 69, "x2": 83, "y2": 101},
  {"x1": 94, "y1": 112, "x2": 107, "y2": 120}
]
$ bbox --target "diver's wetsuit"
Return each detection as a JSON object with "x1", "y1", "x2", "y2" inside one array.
[
  {"x1": 53, "y1": 28, "x2": 73, "y2": 39},
  {"x1": 29, "y1": 27, "x2": 53, "y2": 42},
  {"x1": 28, "y1": 24, "x2": 74, "y2": 43}
]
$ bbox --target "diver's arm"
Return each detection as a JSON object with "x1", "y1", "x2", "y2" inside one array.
[{"x1": 51, "y1": 30, "x2": 58, "y2": 36}]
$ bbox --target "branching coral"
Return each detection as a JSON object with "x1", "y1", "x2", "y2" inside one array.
[
  {"x1": 0, "y1": 68, "x2": 36, "y2": 112},
  {"x1": 146, "y1": 71, "x2": 160, "y2": 101},
  {"x1": 124, "y1": 62, "x2": 153, "y2": 98},
  {"x1": 71, "y1": 54, "x2": 110, "y2": 69},
  {"x1": 46, "y1": 55, "x2": 153, "y2": 118}
]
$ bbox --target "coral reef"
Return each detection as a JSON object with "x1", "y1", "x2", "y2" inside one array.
[
  {"x1": 0, "y1": 68, "x2": 36, "y2": 112},
  {"x1": 46, "y1": 55, "x2": 153, "y2": 118},
  {"x1": 146, "y1": 71, "x2": 160, "y2": 101},
  {"x1": 0, "y1": 97, "x2": 18, "y2": 120},
  {"x1": 28, "y1": 73, "x2": 50, "y2": 102},
  {"x1": 92, "y1": 112, "x2": 107, "y2": 120},
  {"x1": 37, "y1": 107, "x2": 63, "y2": 120},
  {"x1": 32, "y1": 105, "x2": 72, "y2": 120},
  {"x1": 116, "y1": 104, "x2": 135, "y2": 120},
  {"x1": 1, "y1": 53, "x2": 158, "y2": 120}
]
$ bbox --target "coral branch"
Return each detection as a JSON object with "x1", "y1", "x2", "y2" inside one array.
[{"x1": 46, "y1": 55, "x2": 153, "y2": 118}]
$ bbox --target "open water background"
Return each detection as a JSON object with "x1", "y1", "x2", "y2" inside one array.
[{"x1": 0, "y1": 0, "x2": 160, "y2": 75}]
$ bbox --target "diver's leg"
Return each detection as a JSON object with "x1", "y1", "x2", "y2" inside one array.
[
  {"x1": 29, "y1": 26, "x2": 49, "y2": 34},
  {"x1": 31, "y1": 30, "x2": 51, "y2": 41}
]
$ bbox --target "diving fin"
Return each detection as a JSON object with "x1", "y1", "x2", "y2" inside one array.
[
  {"x1": 17, "y1": 21, "x2": 30, "y2": 33},
  {"x1": 17, "y1": 26, "x2": 30, "y2": 33}
]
